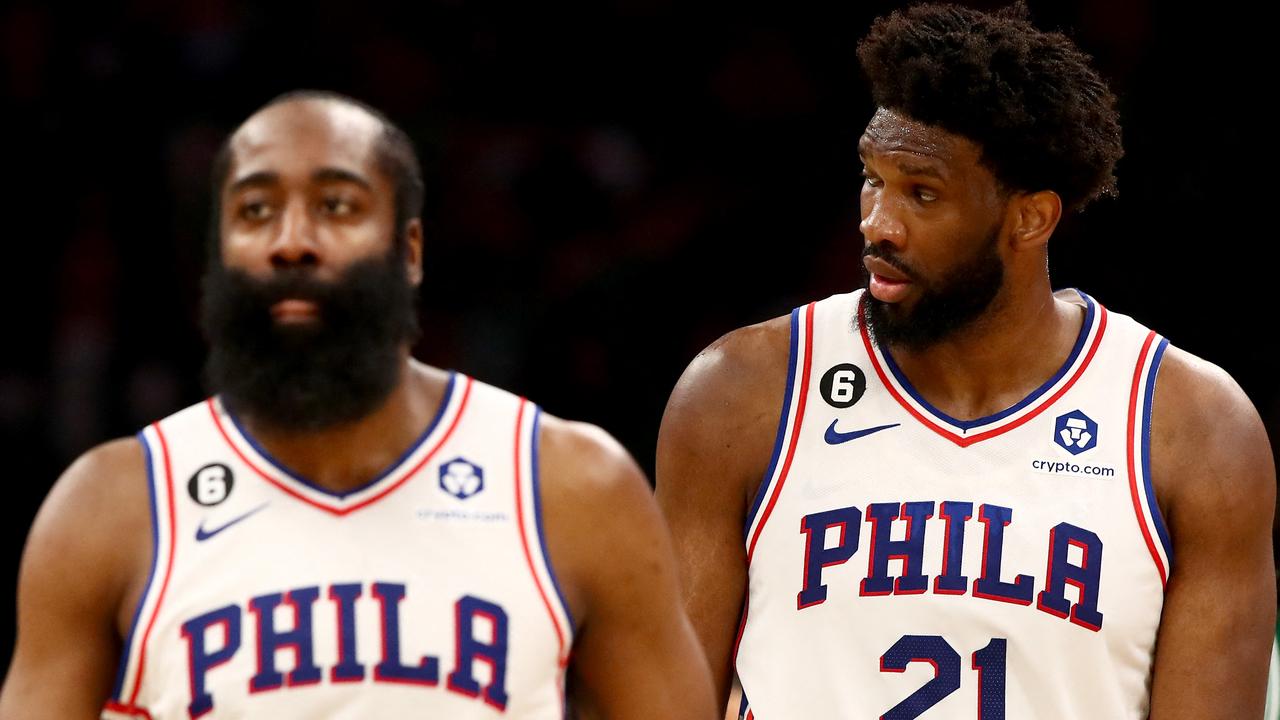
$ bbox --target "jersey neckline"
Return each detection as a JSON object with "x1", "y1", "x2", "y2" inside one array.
[
  {"x1": 208, "y1": 371, "x2": 470, "y2": 515},
  {"x1": 859, "y1": 289, "x2": 1108, "y2": 447}
]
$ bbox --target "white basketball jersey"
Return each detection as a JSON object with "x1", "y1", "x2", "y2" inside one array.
[
  {"x1": 736, "y1": 290, "x2": 1171, "y2": 719},
  {"x1": 103, "y1": 373, "x2": 573, "y2": 719}
]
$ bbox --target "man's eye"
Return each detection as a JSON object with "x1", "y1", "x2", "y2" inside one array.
[
  {"x1": 240, "y1": 202, "x2": 273, "y2": 220},
  {"x1": 322, "y1": 197, "x2": 355, "y2": 215},
  {"x1": 915, "y1": 187, "x2": 938, "y2": 202},
  {"x1": 861, "y1": 172, "x2": 883, "y2": 188}
]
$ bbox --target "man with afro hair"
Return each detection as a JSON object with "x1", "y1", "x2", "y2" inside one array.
[{"x1": 657, "y1": 3, "x2": 1275, "y2": 717}]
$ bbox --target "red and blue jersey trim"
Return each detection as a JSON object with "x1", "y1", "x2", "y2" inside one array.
[
  {"x1": 746, "y1": 302, "x2": 815, "y2": 561},
  {"x1": 742, "y1": 306, "x2": 803, "y2": 541},
  {"x1": 513, "y1": 400, "x2": 572, "y2": 715},
  {"x1": 207, "y1": 373, "x2": 471, "y2": 516},
  {"x1": 109, "y1": 433, "x2": 161, "y2": 703},
  {"x1": 1126, "y1": 331, "x2": 1173, "y2": 586},
  {"x1": 222, "y1": 372, "x2": 457, "y2": 500},
  {"x1": 1141, "y1": 339, "x2": 1174, "y2": 564},
  {"x1": 109, "y1": 423, "x2": 178, "y2": 717},
  {"x1": 514, "y1": 401, "x2": 572, "y2": 660},
  {"x1": 736, "y1": 302, "x2": 815, "y2": 667},
  {"x1": 861, "y1": 290, "x2": 1108, "y2": 447},
  {"x1": 528, "y1": 406, "x2": 575, "y2": 638}
]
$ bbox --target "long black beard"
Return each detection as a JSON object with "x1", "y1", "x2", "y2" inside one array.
[
  {"x1": 862, "y1": 228, "x2": 1004, "y2": 352},
  {"x1": 200, "y1": 253, "x2": 420, "y2": 432}
]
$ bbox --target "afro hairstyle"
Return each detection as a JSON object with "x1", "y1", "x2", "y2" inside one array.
[{"x1": 857, "y1": 2, "x2": 1123, "y2": 212}]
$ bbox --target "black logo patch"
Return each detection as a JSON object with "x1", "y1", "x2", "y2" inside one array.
[
  {"x1": 188, "y1": 463, "x2": 235, "y2": 506},
  {"x1": 820, "y1": 363, "x2": 866, "y2": 409}
]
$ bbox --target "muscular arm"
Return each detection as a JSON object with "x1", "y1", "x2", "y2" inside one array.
[
  {"x1": 654, "y1": 317, "x2": 791, "y2": 708},
  {"x1": 539, "y1": 416, "x2": 716, "y2": 719},
  {"x1": 1147, "y1": 348, "x2": 1276, "y2": 719},
  {"x1": 0, "y1": 438, "x2": 152, "y2": 720}
]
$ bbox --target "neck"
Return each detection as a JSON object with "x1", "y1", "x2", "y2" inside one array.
[
  {"x1": 237, "y1": 356, "x2": 450, "y2": 493},
  {"x1": 883, "y1": 277, "x2": 1084, "y2": 422}
]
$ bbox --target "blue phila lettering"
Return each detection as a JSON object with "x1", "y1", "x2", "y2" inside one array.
[
  {"x1": 446, "y1": 595, "x2": 511, "y2": 710},
  {"x1": 1035, "y1": 523, "x2": 1105, "y2": 631},
  {"x1": 248, "y1": 587, "x2": 322, "y2": 692},
  {"x1": 328, "y1": 583, "x2": 365, "y2": 682},
  {"x1": 792, "y1": 497, "x2": 1109, "y2": 635},
  {"x1": 180, "y1": 605, "x2": 241, "y2": 719},
  {"x1": 934, "y1": 501, "x2": 973, "y2": 595},
  {"x1": 176, "y1": 582, "x2": 513, "y2": 718},
  {"x1": 372, "y1": 582, "x2": 440, "y2": 685},
  {"x1": 860, "y1": 501, "x2": 934, "y2": 596},
  {"x1": 797, "y1": 506, "x2": 862, "y2": 609},
  {"x1": 973, "y1": 504, "x2": 1034, "y2": 605}
]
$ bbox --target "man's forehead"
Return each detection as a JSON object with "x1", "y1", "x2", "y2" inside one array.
[
  {"x1": 227, "y1": 100, "x2": 384, "y2": 181},
  {"x1": 858, "y1": 107, "x2": 974, "y2": 165}
]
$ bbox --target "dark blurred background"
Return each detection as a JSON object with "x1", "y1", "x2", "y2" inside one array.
[{"x1": 0, "y1": 0, "x2": 1272, "y2": 678}]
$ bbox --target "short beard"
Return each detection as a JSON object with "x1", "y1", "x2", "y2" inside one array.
[
  {"x1": 862, "y1": 228, "x2": 1004, "y2": 352},
  {"x1": 200, "y1": 251, "x2": 420, "y2": 432}
]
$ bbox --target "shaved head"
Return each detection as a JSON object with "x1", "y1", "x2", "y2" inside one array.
[{"x1": 229, "y1": 97, "x2": 386, "y2": 177}]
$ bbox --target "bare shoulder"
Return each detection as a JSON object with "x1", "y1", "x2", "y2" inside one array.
[
  {"x1": 1142, "y1": 342, "x2": 1275, "y2": 717},
  {"x1": 1150, "y1": 344, "x2": 1274, "y2": 520},
  {"x1": 537, "y1": 413, "x2": 647, "y2": 502},
  {"x1": 26, "y1": 436, "x2": 152, "y2": 608},
  {"x1": 665, "y1": 313, "x2": 792, "y2": 420},
  {"x1": 653, "y1": 314, "x2": 794, "y2": 703},
  {"x1": 41, "y1": 436, "x2": 149, "y2": 516},
  {"x1": 536, "y1": 415, "x2": 717, "y2": 717},
  {"x1": 657, "y1": 313, "x2": 793, "y2": 504},
  {"x1": 1, "y1": 437, "x2": 154, "y2": 714},
  {"x1": 534, "y1": 414, "x2": 664, "y2": 626},
  {"x1": 535, "y1": 413, "x2": 653, "y2": 537}
]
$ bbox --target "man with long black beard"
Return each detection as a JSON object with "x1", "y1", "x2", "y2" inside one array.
[
  {"x1": 656, "y1": 4, "x2": 1275, "y2": 719},
  {"x1": 0, "y1": 91, "x2": 716, "y2": 719}
]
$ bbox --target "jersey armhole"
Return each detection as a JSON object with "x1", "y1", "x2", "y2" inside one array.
[
  {"x1": 743, "y1": 306, "x2": 803, "y2": 542},
  {"x1": 513, "y1": 402, "x2": 575, "y2": 669},
  {"x1": 744, "y1": 303, "x2": 815, "y2": 560},
  {"x1": 108, "y1": 426, "x2": 175, "y2": 709},
  {"x1": 1126, "y1": 333, "x2": 1173, "y2": 587},
  {"x1": 528, "y1": 406, "x2": 575, "y2": 640}
]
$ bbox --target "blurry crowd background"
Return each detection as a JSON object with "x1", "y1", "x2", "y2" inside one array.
[{"x1": 0, "y1": 0, "x2": 1270, "y2": 674}]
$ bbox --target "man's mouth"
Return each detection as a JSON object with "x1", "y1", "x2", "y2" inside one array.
[
  {"x1": 270, "y1": 298, "x2": 320, "y2": 323},
  {"x1": 863, "y1": 256, "x2": 914, "y2": 303}
]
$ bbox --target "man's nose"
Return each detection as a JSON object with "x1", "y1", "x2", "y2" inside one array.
[
  {"x1": 269, "y1": 200, "x2": 321, "y2": 269},
  {"x1": 859, "y1": 191, "x2": 906, "y2": 249}
]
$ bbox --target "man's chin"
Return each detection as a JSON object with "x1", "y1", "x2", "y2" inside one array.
[
  {"x1": 864, "y1": 295, "x2": 906, "y2": 341},
  {"x1": 270, "y1": 319, "x2": 326, "y2": 345},
  {"x1": 865, "y1": 291, "x2": 916, "y2": 322},
  {"x1": 209, "y1": 352, "x2": 401, "y2": 433}
]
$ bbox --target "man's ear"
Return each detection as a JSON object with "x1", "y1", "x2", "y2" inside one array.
[
  {"x1": 1008, "y1": 190, "x2": 1062, "y2": 251},
  {"x1": 402, "y1": 218, "x2": 424, "y2": 286}
]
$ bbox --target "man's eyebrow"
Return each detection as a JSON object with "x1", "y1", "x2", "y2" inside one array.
[
  {"x1": 226, "y1": 168, "x2": 374, "y2": 193},
  {"x1": 312, "y1": 167, "x2": 372, "y2": 190},
  {"x1": 227, "y1": 171, "x2": 278, "y2": 193},
  {"x1": 857, "y1": 142, "x2": 947, "y2": 180},
  {"x1": 895, "y1": 161, "x2": 944, "y2": 180}
]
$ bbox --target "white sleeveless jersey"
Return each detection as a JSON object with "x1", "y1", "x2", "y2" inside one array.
[
  {"x1": 102, "y1": 373, "x2": 573, "y2": 720},
  {"x1": 736, "y1": 290, "x2": 1172, "y2": 720}
]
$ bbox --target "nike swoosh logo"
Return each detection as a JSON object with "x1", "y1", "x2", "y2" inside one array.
[
  {"x1": 824, "y1": 420, "x2": 901, "y2": 445},
  {"x1": 195, "y1": 503, "x2": 269, "y2": 542}
]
